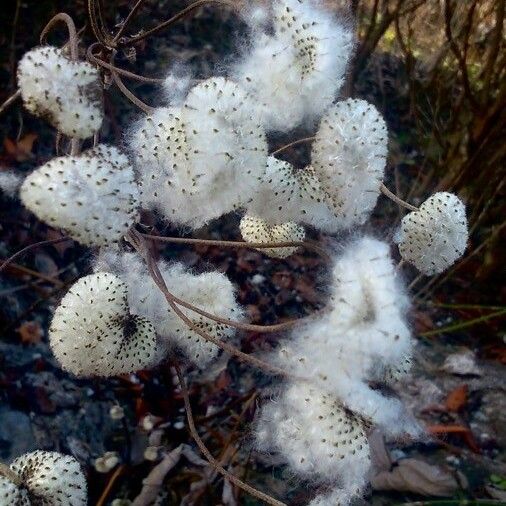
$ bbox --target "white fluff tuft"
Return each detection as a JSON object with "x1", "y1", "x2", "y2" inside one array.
[
  {"x1": 50, "y1": 272, "x2": 158, "y2": 377},
  {"x1": 256, "y1": 381, "x2": 370, "y2": 504},
  {"x1": 130, "y1": 77, "x2": 267, "y2": 228},
  {"x1": 9, "y1": 450, "x2": 87, "y2": 505},
  {"x1": 270, "y1": 236, "x2": 419, "y2": 437},
  {"x1": 95, "y1": 251, "x2": 244, "y2": 369},
  {"x1": 397, "y1": 191, "x2": 468, "y2": 275},
  {"x1": 20, "y1": 145, "x2": 139, "y2": 247},
  {"x1": 233, "y1": 0, "x2": 354, "y2": 131},
  {"x1": 17, "y1": 46, "x2": 103, "y2": 139},
  {"x1": 0, "y1": 170, "x2": 23, "y2": 198},
  {"x1": 162, "y1": 67, "x2": 192, "y2": 105},
  {"x1": 311, "y1": 99, "x2": 388, "y2": 228},
  {"x1": 247, "y1": 156, "x2": 342, "y2": 232},
  {"x1": 239, "y1": 214, "x2": 305, "y2": 258}
]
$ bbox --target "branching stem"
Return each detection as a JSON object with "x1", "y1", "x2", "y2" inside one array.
[
  {"x1": 380, "y1": 184, "x2": 418, "y2": 212},
  {"x1": 174, "y1": 364, "x2": 287, "y2": 506}
]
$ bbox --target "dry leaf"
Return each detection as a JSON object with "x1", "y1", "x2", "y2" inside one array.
[
  {"x1": 371, "y1": 458, "x2": 461, "y2": 496},
  {"x1": 445, "y1": 384, "x2": 468, "y2": 412},
  {"x1": 428, "y1": 424, "x2": 481, "y2": 453},
  {"x1": 4, "y1": 133, "x2": 37, "y2": 162},
  {"x1": 17, "y1": 321, "x2": 43, "y2": 344}
]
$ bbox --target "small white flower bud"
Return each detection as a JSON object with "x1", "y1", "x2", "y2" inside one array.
[
  {"x1": 109, "y1": 405, "x2": 125, "y2": 420},
  {"x1": 94, "y1": 452, "x2": 120, "y2": 474}
]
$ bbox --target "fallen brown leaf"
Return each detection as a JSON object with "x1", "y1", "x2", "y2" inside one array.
[
  {"x1": 428, "y1": 424, "x2": 481, "y2": 453},
  {"x1": 16, "y1": 321, "x2": 43, "y2": 344},
  {"x1": 445, "y1": 384, "x2": 468, "y2": 412},
  {"x1": 3, "y1": 133, "x2": 37, "y2": 162}
]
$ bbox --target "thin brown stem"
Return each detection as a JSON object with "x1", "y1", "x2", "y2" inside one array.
[
  {"x1": 119, "y1": 0, "x2": 235, "y2": 47},
  {"x1": 380, "y1": 184, "x2": 418, "y2": 212},
  {"x1": 127, "y1": 230, "x2": 291, "y2": 377},
  {"x1": 0, "y1": 238, "x2": 72, "y2": 276},
  {"x1": 40, "y1": 13, "x2": 79, "y2": 60},
  {"x1": 110, "y1": 54, "x2": 155, "y2": 114},
  {"x1": 174, "y1": 365, "x2": 287, "y2": 506},
  {"x1": 0, "y1": 90, "x2": 21, "y2": 116},
  {"x1": 96, "y1": 465, "x2": 126, "y2": 506},
  {"x1": 141, "y1": 232, "x2": 332, "y2": 264},
  {"x1": 271, "y1": 136, "x2": 316, "y2": 156},
  {"x1": 112, "y1": 0, "x2": 148, "y2": 43},
  {"x1": 87, "y1": 45, "x2": 164, "y2": 83}
]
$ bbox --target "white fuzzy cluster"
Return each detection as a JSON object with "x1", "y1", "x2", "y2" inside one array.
[
  {"x1": 397, "y1": 192, "x2": 468, "y2": 275},
  {"x1": 95, "y1": 251, "x2": 243, "y2": 369},
  {"x1": 50, "y1": 272, "x2": 158, "y2": 377},
  {"x1": 257, "y1": 237, "x2": 419, "y2": 505},
  {"x1": 311, "y1": 99, "x2": 388, "y2": 228},
  {"x1": 247, "y1": 156, "x2": 341, "y2": 232},
  {"x1": 233, "y1": 0, "x2": 354, "y2": 131},
  {"x1": 2, "y1": 450, "x2": 86, "y2": 505},
  {"x1": 130, "y1": 77, "x2": 267, "y2": 228},
  {"x1": 20, "y1": 145, "x2": 139, "y2": 247},
  {"x1": 257, "y1": 382, "x2": 370, "y2": 504},
  {"x1": 17, "y1": 46, "x2": 103, "y2": 139},
  {"x1": 239, "y1": 214, "x2": 305, "y2": 258}
]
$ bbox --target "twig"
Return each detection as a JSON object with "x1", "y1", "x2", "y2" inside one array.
[
  {"x1": 419, "y1": 309, "x2": 506, "y2": 337},
  {"x1": 119, "y1": 0, "x2": 236, "y2": 47},
  {"x1": 110, "y1": 58, "x2": 154, "y2": 114},
  {"x1": 270, "y1": 136, "x2": 316, "y2": 156},
  {"x1": 380, "y1": 184, "x2": 418, "y2": 212},
  {"x1": 141, "y1": 232, "x2": 328, "y2": 333},
  {"x1": 0, "y1": 237, "x2": 72, "y2": 275},
  {"x1": 127, "y1": 230, "x2": 291, "y2": 377},
  {"x1": 175, "y1": 364, "x2": 287, "y2": 506},
  {"x1": 96, "y1": 465, "x2": 126, "y2": 506},
  {"x1": 87, "y1": 44, "x2": 164, "y2": 83},
  {"x1": 0, "y1": 90, "x2": 21, "y2": 116},
  {"x1": 112, "y1": 0, "x2": 148, "y2": 43},
  {"x1": 40, "y1": 13, "x2": 79, "y2": 60}
]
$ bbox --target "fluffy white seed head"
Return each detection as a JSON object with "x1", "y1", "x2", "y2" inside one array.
[
  {"x1": 20, "y1": 145, "x2": 139, "y2": 247},
  {"x1": 311, "y1": 99, "x2": 388, "y2": 228},
  {"x1": 256, "y1": 381, "x2": 370, "y2": 503},
  {"x1": 247, "y1": 156, "x2": 342, "y2": 232},
  {"x1": 397, "y1": 192, "x2": 468, "y2": 275},
  {"x1": 0, "y1": 476, "x2": 24, "y2": 505},
  {"x1": 9, "y1": 450, "x2": 87, "y2": 505},
  {"x1": 233, "y1": 0, "x2": 354, "y2": 131},
  {"x1": 271, "y1": 237, "x2": 419, "y2": 437},
  {"x1": 95, "y1": 251, "x2": 243, "y2": 369},
  {"x1": 130, "y1": 77, "x2": 268, "y2": 228},
  {"x1": 50, "y1": 272, "x2": 158, "y2": 377},
  {"x1": 239, "y1": 214, "x2": 305, "y2": 258},
  {"x1": 17, "y1": 46, "x2": 103, "y2": 139}
]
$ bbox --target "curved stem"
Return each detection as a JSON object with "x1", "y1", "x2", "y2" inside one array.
[
  {"x1": 270, "y1": 136, "x2": 316, "y2": 156},
  {"x1": 127, "y1": 230, "x2": 291, "y2": 377},
  {"x1": 141, "y1": 232, "x2": 332, "y2": 264},
  {"x1": 110, "y1": 55, "x2": 155, "y2": 114},
  {"x1": 88, "y1": 0, "x2": 112, "y2": 47},
  {"x1": 0, "y1": 238, "x2": 72, "y2": 275},
  {"x1": 0, "y1": 90, "x2": 21, "y2": 116},
  {"x1": 87, "y1": 44, "x2": 164, "y2": 84},
  {"x1": 380, "y1": 184, "x2": 418, "y2": 212},
  {"x1": 174, "y1": 364, "x2": 287, "y2": 506},
  {"x1": 112, "y1": 0, "x2": 148, "y2": 43},
  {"x1": 40, "y1": 13, "x2": 79, "y2": 60},
  {"x1": 119, "y1": 0, "x2": 236, "y2": 47}
]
